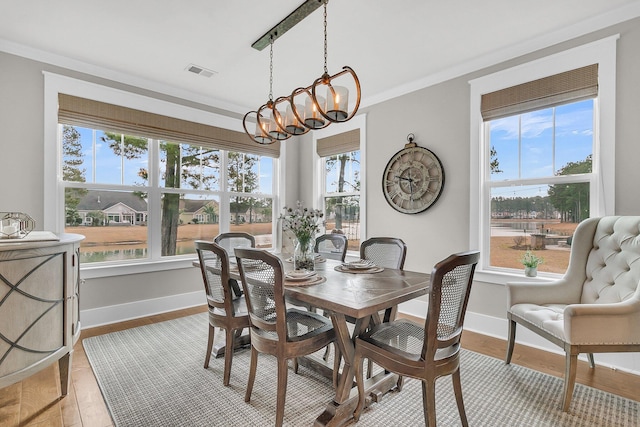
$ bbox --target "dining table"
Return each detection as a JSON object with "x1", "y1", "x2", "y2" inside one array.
[{"x1": 195, "y1": 252, "x2": 430, "y2": 426}]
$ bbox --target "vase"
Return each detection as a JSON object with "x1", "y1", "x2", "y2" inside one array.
[
  {"x1": 524, "y1": 266, "x2": 537, "y2": 277},
  {"x1": 294, "y1": 236, "x2": 316, "y2": 271}
]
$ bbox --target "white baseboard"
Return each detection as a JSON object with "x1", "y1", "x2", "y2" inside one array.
[{"x1": 80, "y1": 290, "x2": 205, "y2": 329}]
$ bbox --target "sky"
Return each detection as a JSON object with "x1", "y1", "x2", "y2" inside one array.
[{"x1": 489, "y1": 99, "x2": 593, "y2": 199}]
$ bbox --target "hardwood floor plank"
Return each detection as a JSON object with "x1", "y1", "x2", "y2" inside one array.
[
  {"x1": 19, "y1": 365, "x2": 62, "y2": 426},
  {"x1": 0, "y1": 381, "x2": 22, "y2": 427}
]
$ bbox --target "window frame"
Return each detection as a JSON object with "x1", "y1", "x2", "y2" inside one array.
[
  {"x1": 312, "y1": 114, "x2": 367, "y2": 255},
  {"x1": 44, "y1": 73, "x2": 280, "y2": 279},
  {"x1": 469, "y1": 35, "x2": 617, "y2": 285}
]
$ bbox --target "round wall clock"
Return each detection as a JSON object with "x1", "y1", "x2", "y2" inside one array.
[{"x1": 382, "y1": 136, "x2": 445, "y2": 214}]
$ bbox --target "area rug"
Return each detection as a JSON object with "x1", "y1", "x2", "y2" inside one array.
[{"x1": 83, "y1": 313, "x2": 638, "y2": 426}]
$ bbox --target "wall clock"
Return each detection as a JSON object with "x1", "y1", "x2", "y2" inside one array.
[{"x1": 382, "y1": 135, "x2": 445, "y2": 214}]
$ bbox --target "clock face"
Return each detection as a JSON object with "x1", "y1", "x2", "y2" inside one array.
[{"x1": 382, "y1": 145, "x2": 445, "y2": 214}]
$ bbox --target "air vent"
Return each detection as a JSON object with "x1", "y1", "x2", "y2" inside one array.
[{"x1": 185, "y1": 64, "x2": 217, "y2": 78}]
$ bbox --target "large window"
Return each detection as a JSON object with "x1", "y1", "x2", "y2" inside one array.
[
  {"x1": 469, "y1": 36, "x2": 617, "y2": 282},
  {"x1": 487, "y1": 99, "x2": 593, "y2": 274},
  {"x1": 44, "y1": 75, "x2": 281, "y2": 277},
  {"x1": 60, "y1": 124, "x2": 276, "y2": 265}
]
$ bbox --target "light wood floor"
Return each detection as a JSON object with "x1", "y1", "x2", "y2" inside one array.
[{"x1": 1, "y1": 306, "x2": 638, "y2": 426}]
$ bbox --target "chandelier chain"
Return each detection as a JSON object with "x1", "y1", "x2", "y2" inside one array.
[
  {"x1": 323, "y1": 0, "x2": 328, "y2": 74},
  {"x1": 269, "y1": 36, "x2": 274, "y2": 102}
]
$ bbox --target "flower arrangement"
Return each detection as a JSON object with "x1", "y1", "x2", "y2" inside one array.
[
  {"x1": 280, "y1": 201, "x2": 325, "y2": 245},
  {"x1": 520, "y1": 251, "x2": 544, "y2": 268}
]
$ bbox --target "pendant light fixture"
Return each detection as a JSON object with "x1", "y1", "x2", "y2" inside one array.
[{"x1": 243, "y1": 0, "x2": 361, "y2": 144}]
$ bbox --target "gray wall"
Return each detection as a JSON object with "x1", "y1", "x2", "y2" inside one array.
[{"x1": 1, "y1": 17, "x2": 639, "y2": 369}]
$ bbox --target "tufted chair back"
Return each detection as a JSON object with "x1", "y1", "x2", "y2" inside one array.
[{"x1": 578, "y1": 216, "x2": 640, "y2": 304}]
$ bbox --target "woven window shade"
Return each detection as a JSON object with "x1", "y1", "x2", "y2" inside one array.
[
  {"x1": 316, "y1": 129, "x2": 360, "y2": 157},
  {"x1": 481, "y1": 64, "x2": 598, "y2": 121},
  {"x1": 58, "y1": 94, "x2": 280, "y2": 157}
]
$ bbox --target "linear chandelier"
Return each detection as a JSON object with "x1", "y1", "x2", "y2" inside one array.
[{"x1": 243, "y1": 0, "x2": 361, "y2": 145}]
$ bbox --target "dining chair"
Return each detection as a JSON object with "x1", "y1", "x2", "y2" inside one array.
[
  {"x1": 235, "y1": 247, "x2": 337, "y2": 427},
  {"x1": 194, "y1": 240, "x2": 250, "y2": 386},
  {"x1": 315, "y1": 233, "x2": 348, "y2": 262},
  {"x1": 328, "y1": 237, "x2": 409, "y2": 376},
  {"x1": 214, "y1": 232, "x2": 255, "y2": 297},
  {"x1": 360, "y1": 236, "x2": 407, "y2": 322},
  {"x1": 353, "y1": 250, "x2": 480, "y2": 427}
]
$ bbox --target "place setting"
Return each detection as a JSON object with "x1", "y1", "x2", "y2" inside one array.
[
  {"x1": 334, "y1": 259, "x2": 384, "y2": 274},
  {"x1": 283, "y1": 270, "x2": 326, "y2": 286},
  {"x1": 284, "y1": 253, "x2": 326, "y2": 263}
]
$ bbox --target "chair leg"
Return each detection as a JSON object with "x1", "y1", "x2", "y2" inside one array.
[
  {"x1": 452, "y1": 369, "x2": 469, "y2": 427},
  {"x1": 587, "y1": 353, "x2": 595, "y2": 369},
  {"x1": 204, "y1": 324, "x2": 215, "y2": 368},
  {"x1": 505, "y1": 318, "x2": 516, "y2": 364},
  {"x1": 562, "y1": 352, "x2": 579, "y2": 412},
  {"x1": 245, "y1": 346, "x2": 258, "y2": 403},
  {"x1": 293, "y1": 357, "x2": 299, "y2": 374},
  {"x1": 322, "y1": 344, "x2": 331, "y2": 361},
  {"x1": 223, "y1": 328, "x2": 235, "y2": 386},
  {"x1": 421, "y1": 380, "x2": 437, "y2": 427},
  {"x1": 353, "y1": 348, "x2": 366, "y2": 421},
  {"x1": 332, "y1": 342, "x2": 340, "y2": 388},
  {"x1": 275, "y1": 358, "x2": 289, "y2": 427}
]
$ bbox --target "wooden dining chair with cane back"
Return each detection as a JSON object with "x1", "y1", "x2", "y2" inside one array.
[
  {"x1": 194, "y1": 240, "x2": 250, "y2": 386},
  {"x1": 315, "y1": 233, "x2": 348, "y2": 262},
  {"x1": 353, "y1": 250, "x2": 480, "y2": 427},
  {"x1": 328, "y1": 237, "x2": 409, "y2": 380},
  {"x1": 360, "y1": 236, "x2": 407, "y2": 322},
  {"x1": 214, "y1": 232, "x2": 255, "y2": 298},
  {"x1": 234, "y1": 247, "x2": 337, "y2": 427}
]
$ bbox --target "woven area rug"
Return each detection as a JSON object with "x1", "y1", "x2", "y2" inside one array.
[{"x1": 83, "y1": 313, "x2": 639, "y2": 426}]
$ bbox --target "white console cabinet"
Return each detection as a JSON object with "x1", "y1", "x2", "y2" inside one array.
[{"x1": 0, "y1": 233, "x2": 84, "y2": 396}]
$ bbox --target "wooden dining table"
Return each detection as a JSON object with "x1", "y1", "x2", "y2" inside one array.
[{"x1": 195, "y1": 253, "x2": 430, "y2": 426}]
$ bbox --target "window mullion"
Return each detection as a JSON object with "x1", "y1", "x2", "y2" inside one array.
[{"x1": 148, "y1": 139, "x2": 161, "y2": 260}]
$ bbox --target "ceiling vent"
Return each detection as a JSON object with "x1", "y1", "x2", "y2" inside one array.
[{"x1": 185, "y1": 64, "x2": 217, "y2": 78}]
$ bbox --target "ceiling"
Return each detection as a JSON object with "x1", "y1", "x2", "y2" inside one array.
[{"x1": 1, "y1": 1, "x2": 639, "y2": 115}]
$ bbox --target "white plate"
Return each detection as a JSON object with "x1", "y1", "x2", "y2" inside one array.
[{"x1": 285, "y1": 272, "x2": 317, "y2": 281}]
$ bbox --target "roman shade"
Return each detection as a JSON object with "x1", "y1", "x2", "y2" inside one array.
[
  {"x1": 481, "y1": 64, "x2": 598, "y2": 121},
  {"x1": 58, "y1": 94, "x2": 280, "y2": 157},
  {"x1": 316, "y1": 128, "x2": 360, "y2": 157}
]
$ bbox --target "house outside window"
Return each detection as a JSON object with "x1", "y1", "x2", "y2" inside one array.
[{"x1": 469, "y1": 36, "x2": 617, "y2": 283}]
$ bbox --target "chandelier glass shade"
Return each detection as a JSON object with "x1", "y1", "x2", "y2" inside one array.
[{"x1": 243, "y1": 0, "x2": 361, "y2": 145}]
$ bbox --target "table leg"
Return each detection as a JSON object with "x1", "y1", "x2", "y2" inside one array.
[
  {"x1": 211, "y1": 329, "x2": 251, "y2": 358},
  {"x1": 314, "y1": 313, "x2": 398, "y2": 427}
]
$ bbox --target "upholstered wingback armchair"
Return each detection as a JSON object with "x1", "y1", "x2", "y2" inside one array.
[{"x1": 505, "y1": 216, "x2": 640, "y2": 411}]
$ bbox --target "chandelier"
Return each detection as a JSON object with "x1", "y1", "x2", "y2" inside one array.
[{"x1": 243, "y1": 0, "x2": 361, "y2": 145}]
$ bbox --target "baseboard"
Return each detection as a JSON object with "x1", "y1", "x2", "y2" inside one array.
[{"x1": 80, "y1": 290, "x2": 205, "y2": 329}]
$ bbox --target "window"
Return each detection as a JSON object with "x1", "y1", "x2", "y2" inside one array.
[
  {"x1": 60, "y1": 124, "x2": 276, "y2": 265},
  {"x1": 45, "y1": 75, "x2": 281, "y2": 277},
  {"x1": 469, "y1": 36, "x2": 617, "y2": 282},
  {"x1": 313, "y1": 117, "x2": 366, "y2": 252}
]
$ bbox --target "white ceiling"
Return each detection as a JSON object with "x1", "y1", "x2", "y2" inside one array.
[{"x1": 2, "y1": 1, "x2": 639, "y2": 115}]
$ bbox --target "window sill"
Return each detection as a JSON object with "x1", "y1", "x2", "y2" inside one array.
[
  {"x1": 80, "y1": 256, "x2": 197, "y2": 279},
  {"x1": 474, "y1": 268, "x2": 561, "y2": 286}
]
